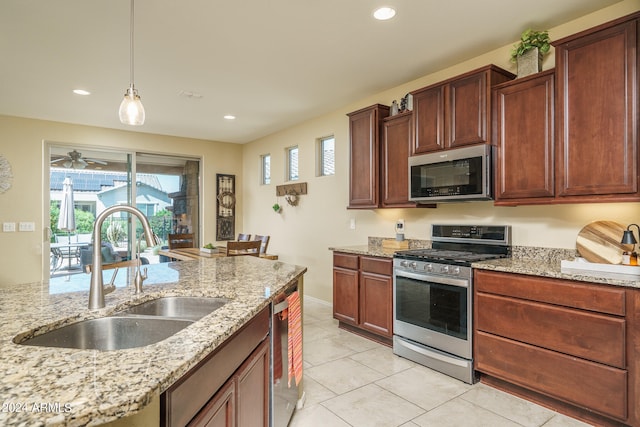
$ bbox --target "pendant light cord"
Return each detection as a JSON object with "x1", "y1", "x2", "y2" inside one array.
[{"x1": 129, "y1": 0, "x2": 135, "y2": 87}]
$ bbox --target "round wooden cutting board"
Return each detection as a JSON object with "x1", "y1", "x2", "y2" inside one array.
[{"x1": 576, "y1": 220, "x2": 635, "y2": 264}]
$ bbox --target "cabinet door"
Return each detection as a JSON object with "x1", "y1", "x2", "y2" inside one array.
[
  {"x1": 448, "y1": 72, "x2": 488, "y2": 148},
  {"x1": 555, "y1": 20, "x2": 638, "y2": 199},
  {"x1": 494, "y1": 71, "x2": 555, "y2": 203},
  {"x1": 236, "y1": 339, "x2": 269, "y2": 427},
  {"x1": 333, "y1": 267, "x2": 359, "y2": 325},
  {"x1": 382, "y1": 113, "x2": 415, "y2": 207},
  {"x1": 188, "y1": 381, "x2": 235, "y2": 427},
  {"x1": 348, "y1": 104, "x2": 390, "y2": 208},
  {"x1": 412, "y1": 85, "x2": 446, "y2": 154},
  {"x1": 359, "y1": 271, "x2": 393, "y2": 338}
]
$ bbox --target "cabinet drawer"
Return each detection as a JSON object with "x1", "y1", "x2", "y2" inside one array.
[
  {"x1": 476, "y1": 331, "x2": 627, "y2": 421},
  {"x1": 360, "y1": 256, "x2": 392, "y2": 276},
  {"x1": 474, "y1": 270, "x2": 626, "y2": 315},
  {"x1": 476, "y1": 292, "x2": 626, "y2": 368},
  {"x1": 334, "y1": 252, "x2": 359, "y2": 270}
]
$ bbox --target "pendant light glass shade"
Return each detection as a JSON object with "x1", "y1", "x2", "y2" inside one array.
[
  {"x1": 119, "y1": 85, "x2": 145, "y2": 126},
  {"x1": 119, "y1": 0, "x2": 145, "y2": 126}
]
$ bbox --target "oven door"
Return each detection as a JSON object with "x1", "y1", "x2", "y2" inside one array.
[{"x1": 393, "y1": 268, "x2": 471, "y2": 359}]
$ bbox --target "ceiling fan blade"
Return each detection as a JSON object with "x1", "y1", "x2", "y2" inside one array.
[
  {"x1": 84, "y1": 158, "x2": 108, "y2": 165},
  {"x1": 50, "y1": 157, "x2": 67, "y2": 164}
]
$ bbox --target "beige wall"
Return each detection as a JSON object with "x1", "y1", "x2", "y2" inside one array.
[
  {"x1": 1, "y1": 1, "x2": 639, "y2": 296},
  {"x1": 242, "y1": 0, "x2": 640, "y2": 303},
  {"x1": 0, "y1": 115, "x2": 243, "y2": 286}
]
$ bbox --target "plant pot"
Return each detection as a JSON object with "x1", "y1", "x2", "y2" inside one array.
[{"x1": 517, "y1": 47, "x2": 543, "y2": 78}]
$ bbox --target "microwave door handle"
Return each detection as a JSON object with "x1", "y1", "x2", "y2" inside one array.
[{"x1": 394, "y1": 270, "x2": 468, "y2": 288}]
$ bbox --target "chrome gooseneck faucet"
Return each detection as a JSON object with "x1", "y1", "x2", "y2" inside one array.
[{"x1": 88, "y1": 205, "x2": 158, "y2": 310}]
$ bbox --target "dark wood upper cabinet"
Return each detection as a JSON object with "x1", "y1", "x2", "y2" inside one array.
[
  {"x1": 381, "y1": 112, "x2": 416, "y2": 208},
  {"x1": 493, "y1": 70, "x2": 555, "y2": 205},
  {"x1": 554, "y1": 14, "x2": 640, "y2": 202},
  {"x1": 412, "y1": 85, "x2": 445, "y2": 153},
  {"x1": 347, "y1": 104, "x2": 389, "y2": 209},
  {"x1": 411, "y1": 65, "x2": 514, "y2": 155}
]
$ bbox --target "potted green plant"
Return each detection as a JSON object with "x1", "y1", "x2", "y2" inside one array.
[
  {"x1": 272, "y1": 203, "x2": 282, "y2": 213},
  {"x1": 510, "y1": 29, "x2": 551, "y2": 78}
]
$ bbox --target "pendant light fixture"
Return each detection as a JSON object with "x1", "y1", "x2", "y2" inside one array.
[{"x1": 119, "y1": 0, "x2": 145, "y2": 125}]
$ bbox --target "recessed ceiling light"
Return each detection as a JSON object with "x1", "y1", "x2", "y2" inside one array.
[
  {"x1": 224, "y1": 115, "x2": 236, "y2": 120},
  {"x1": 73, "y1": 89, "x2": 91, "y2": 96},
  {"x1": 373, "y1": 7, "x2": 396, "y2": 21}
]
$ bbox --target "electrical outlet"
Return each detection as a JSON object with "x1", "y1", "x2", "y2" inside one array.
[
  {"x1": 3, "y1": 222, "x2": 16, "y2": 232},
  {"x1": 349, "y1": 218, "x2": 356, "y2": 230},
  {"x1": 19, "y1": 222, "x2": 35, "y2": 232}
]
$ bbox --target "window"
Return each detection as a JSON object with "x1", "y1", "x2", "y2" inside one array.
[
  {"x1": 261, "y1": 154, "x2": 271, "y2": 185},
  {"x1": 286, "y1": 146, "x2": 299, "y2": 181},
  {"x1": 317, "y1": 136, "x2": 335, "y2": 176}
]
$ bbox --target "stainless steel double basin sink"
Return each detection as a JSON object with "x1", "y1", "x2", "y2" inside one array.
[{"x1": 16, "y1": 297, "x2": 228, "y2": 351}]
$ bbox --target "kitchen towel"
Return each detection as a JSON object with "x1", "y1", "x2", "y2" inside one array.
[{"x1": 287, "y1": 290, "x2": 302, "y2": 387}]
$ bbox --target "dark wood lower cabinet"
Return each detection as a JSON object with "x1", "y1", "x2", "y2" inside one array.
[
  {"x1": 332, "y1": 252, "x2": 392, "y2": 345},
  {"x1": 189, "y1": 339, "x2": 269, "y2": 427},
  {"x1": 161, "y1": 306, "x2": 270, "y2": 427},
  {"x1": 188, "y1": 380, "x2": 235, "y2": 427},
  {"x1": 474, "y1": 269, "x2": 639, "y2": 427}
]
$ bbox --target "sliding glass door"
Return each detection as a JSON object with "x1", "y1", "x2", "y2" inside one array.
[{"x1": 48, "y1": 144, "x2": 200, "y2": 280}]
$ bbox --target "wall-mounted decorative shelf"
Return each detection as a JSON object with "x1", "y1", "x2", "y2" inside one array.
[{"x1": 276, "y1": 182, "x2": 307, "y2": 197}]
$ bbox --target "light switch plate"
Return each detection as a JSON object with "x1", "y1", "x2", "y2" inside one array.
[
  {"x1": 3, "y1": 222, "x2": 16, "y2": 232},
  {"x1": 19, "y1": 222, "x2": 35, "y2": 232}
]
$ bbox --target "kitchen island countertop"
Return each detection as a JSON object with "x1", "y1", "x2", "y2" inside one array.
[{"x1": 0, "y1": 257, "x2": 306, "y2": 426}]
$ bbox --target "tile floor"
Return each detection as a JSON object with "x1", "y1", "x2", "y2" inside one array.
[{"x1": 290, "y1": 297, "x2": 593, "y2": 427}]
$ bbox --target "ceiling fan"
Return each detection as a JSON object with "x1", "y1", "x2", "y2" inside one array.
[{"x1": 50, "y1": 150, "x2": 108, "y2": 169}]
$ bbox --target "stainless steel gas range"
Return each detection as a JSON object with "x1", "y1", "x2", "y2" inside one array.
[{"x1": 393, "y1": 224, "x2": 511, "y2": 384}]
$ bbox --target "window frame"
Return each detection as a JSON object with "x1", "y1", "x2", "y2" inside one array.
[
  {"x1": 286, "y1": 146, "x2": 299, "y2": 182},
  {"x1": 260, "y1": 154, "x2": 271, "y2": 185},
  {"x1": 316, "y1": 135, "x2": 335, "y2": 177}
]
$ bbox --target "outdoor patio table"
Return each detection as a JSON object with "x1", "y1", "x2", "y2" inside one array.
[{"x1": 50, "y1": 242, "x2": 89, "y2": 271}]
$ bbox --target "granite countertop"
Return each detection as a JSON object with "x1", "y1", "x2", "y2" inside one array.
[
  {"x1": 328, "y1": 244, "x2": 397, "y2": 258},
  {"x1": 472, "y1": 257, "x2": 640, "y2": 289},
  {"x1": 330, "y1": 241, "x2": 639, "y2": 289},
  {"x1": 0, "y1": 257, "x2": 306, "y2": 427}
]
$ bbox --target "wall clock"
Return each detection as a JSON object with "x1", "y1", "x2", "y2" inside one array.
[{"x1": 0, "y1": 155, "x2": 13, "y2": 194}]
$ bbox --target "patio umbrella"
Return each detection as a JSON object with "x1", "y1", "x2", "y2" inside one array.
[{"x1": 57, "y1": 177, "x2": 76, "y2": 239}]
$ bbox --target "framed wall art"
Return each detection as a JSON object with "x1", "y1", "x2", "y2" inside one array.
[{"x1": 216, "y1": 173, "x2": 235, "y2": 241}]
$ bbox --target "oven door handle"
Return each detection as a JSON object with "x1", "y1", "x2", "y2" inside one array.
[{"x1": 394, "y1": 269, "x2": 469, "y2": 288}]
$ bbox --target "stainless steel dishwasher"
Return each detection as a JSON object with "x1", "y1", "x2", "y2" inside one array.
[{"x1": 271, "y1": 286, "x2": 302, "y2": 427}]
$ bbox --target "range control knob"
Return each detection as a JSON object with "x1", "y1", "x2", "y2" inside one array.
[
  {"x1": 410, "y1": 261, "x2": 418, "y2": 269},
  {"x1": 424, "y1": 264, "x2": 433, "y2": 272},
  {"x1": 400, "y1": 260, "x2": 409, "y2": 268},
  {"x1": 441, "y1": 265, "x2": 450, "y2": 274},
  {"x1": 452, "y1": 266, "x2": 461, "y2": 275}
]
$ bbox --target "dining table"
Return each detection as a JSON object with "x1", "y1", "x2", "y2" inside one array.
[{"x1": 158, "y1": 247, "x2": 278, "y2": 261}]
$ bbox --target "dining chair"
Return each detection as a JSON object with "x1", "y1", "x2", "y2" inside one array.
[
  {"x1": 168, "y1": 233, "x2": 195, "y2": 249},
  {"x1": 226, "y1": 240, "x2": 261, "y2": 257},
  {"x1": 253, "y1": 235, "x2": 270, "y2": 255},
  {"x1": 237, "y1": 233, "x2": 251, "y2": 241}
]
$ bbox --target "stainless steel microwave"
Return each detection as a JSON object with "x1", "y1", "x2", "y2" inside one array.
[{"x1": 409, "y1": 144, "x2": 492, "y2": 203}]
